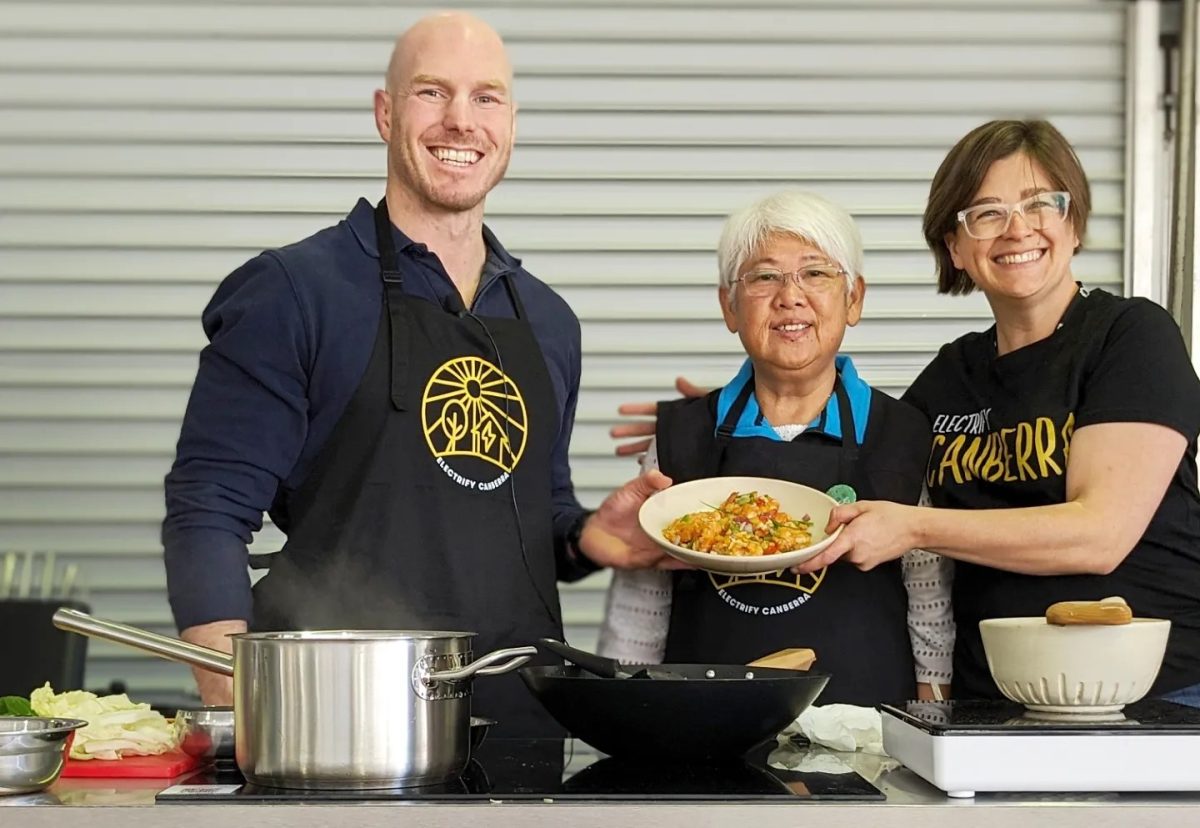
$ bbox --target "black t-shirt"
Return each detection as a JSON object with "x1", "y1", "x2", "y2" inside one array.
[{"x1": 903, "y1": 287, "x2": 1200, "y2": 698}]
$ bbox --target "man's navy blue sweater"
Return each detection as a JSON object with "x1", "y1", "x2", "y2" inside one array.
[{"x1": 163, "y1": 198, "x2": 588, "y2": 630}]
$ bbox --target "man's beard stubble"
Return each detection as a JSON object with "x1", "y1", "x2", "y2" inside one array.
[{"x1": 389, "y1": 140, "x2": 511, "y2": 215}]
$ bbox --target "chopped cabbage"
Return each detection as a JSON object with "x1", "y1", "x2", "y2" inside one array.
[{"x1": 30, "y1": 683, "x2": 178, "y2": 760}]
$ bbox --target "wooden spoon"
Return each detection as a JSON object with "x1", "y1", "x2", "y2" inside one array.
[
  {"x1": 1046, "y1": 596, "x2": 1133, "y2": 626},
  {"x1": 747, "y1": 647, "x2": 816, "y2": 671}
]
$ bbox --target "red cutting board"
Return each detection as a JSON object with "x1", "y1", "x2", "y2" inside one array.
[{"x1": 61, "y1": 750, "x2": 202, "y2": 778}]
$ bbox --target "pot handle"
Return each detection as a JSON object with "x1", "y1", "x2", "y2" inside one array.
[
  {"x1": 425, "y1": 645, "x2": 537, "y2": 683},
  {"x1": 52, "y1": 608, "x2": 236, "y2": 677}
]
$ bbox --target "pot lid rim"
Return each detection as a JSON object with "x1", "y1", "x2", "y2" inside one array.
[{"x1": 231, "y1": 630, "x2": 477, "y2": 641}]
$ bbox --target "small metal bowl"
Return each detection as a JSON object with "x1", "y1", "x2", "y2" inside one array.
[
  {"x1": 0, "y1": 716, "x2": 87, "y2": 796},
  {"x1": 174, "y1": 706, "x2": 235, "y2": 764}
]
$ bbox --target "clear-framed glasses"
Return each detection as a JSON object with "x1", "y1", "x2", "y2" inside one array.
[
  {"x1": 735, "y1": 264, "x2": 846, "y2": 297},
  {"x1": 956, "y1": 191, "x2": 1071, "y2": 240}
]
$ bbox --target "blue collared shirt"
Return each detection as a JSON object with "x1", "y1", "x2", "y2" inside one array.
[{"x1": 714, "y1": 354, "x2": 872, "y2": 443}]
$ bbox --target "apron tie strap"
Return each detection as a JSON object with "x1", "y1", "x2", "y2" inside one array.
[{"x1": 375, "y1": 200, "x2": 411, "y2": 411}]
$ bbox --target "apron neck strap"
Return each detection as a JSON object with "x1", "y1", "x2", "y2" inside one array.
[
  {"x1": 708, "y1": 368, "x2": 862, "y2": 481},
  {"x1": 716, "y1": 375, "x2": 756, "y2": 441},
  {"x1": 376, "y1": 198, "x2": 527, "y2": 319},
  {"x1": 374, "y1": 198, "x2": 405, "y2": 285},
  {"x1": 375, "y1": 198, "x2": 410, "y2": 411},
  {"x1": 831, "y1": 375, "x2": 858, "y2": 484},
  {"x1": 832, "y1": 376, "x2": 855, "y2": 451},
  {"x1": 499, "y1": 268, "x2": 528, "y2": 320}
]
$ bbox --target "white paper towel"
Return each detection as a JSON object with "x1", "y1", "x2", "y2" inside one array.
[{"x1": 781, "y1": 704, "x2": 887, "y2": 755}]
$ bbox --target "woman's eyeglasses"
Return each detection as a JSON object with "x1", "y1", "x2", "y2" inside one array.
[
  {"x1": 957, "y1": 191, "x2": 1071, "y2": 240},
  {"x1": 735, "y1": 264, "x2": 846, "y2": 297}
]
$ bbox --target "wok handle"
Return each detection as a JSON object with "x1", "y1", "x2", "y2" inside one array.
[
  {"x1": 425, "y1": 645, "x2": 537, "y2": 682},
  {"x1": 52, "y1": 607, "x2": 236, "y2": 677},
  {"x1": 535, "y1": 637, "x2": 624, "y2": 678}
]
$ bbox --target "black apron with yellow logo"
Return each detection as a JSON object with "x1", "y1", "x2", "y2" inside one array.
[
  {"x1": 252, "y1": 200, "x2": 563, "y2": 736},
  {"x1": 659, "y1": 379, "x2": 915, "y2": 706}
]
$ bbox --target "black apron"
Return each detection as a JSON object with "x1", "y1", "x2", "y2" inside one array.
[
  {"x1": 252, "y1": 199, "x2": 564, "y2": 736},
  {"x1": 660, "y1": 376, "x2": 915, "y2": 706}
]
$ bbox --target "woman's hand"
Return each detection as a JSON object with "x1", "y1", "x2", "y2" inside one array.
[
  {"x1": 791, "y1": 500, "x2": 921, "y2": 574},
  {"x1": 579, "y1": 470, "x2": 692, "y2": 570},
  {"x1": 610, "y1": 377, "x2": 709, "y2": 457}
]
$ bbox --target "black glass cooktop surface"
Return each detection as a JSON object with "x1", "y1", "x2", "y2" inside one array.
[
  {"x1": 882, "y1": 699, "x2": 1200, "y2": 736},
  {"x1": 156, "y1": 737, "x2": 883, "y2": 803}
]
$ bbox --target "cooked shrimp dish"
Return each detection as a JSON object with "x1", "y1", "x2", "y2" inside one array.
[{"x1": 662, "y1": 491, "x2": 813, "y2": 556}]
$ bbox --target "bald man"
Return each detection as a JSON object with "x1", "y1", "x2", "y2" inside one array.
[{"x1": 163, "y1": 12, "x2": 672, "y2": 735}]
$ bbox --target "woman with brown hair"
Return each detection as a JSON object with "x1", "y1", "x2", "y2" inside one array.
[{"x1": 794, "y1": 119, "x2": 1200, "y2": 703}]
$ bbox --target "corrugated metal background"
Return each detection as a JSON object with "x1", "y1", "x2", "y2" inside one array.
[{"x1": 0, "y1": 0, "x2": 1128, "y2": 695}]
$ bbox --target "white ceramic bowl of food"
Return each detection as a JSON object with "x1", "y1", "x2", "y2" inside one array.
[
  {"x1": 979, "y1": 617, "x2": 1171, "y2": 714},
  {"x1": 637, "y1": 476, "x2": 842, "y2": 574}
]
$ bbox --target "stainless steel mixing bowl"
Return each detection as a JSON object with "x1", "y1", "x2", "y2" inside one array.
[
  {"x1": 174, "y1": 706, "x2": 235, "y2": 764},
  {"x1": 0, "y1": 717, "x2": 87, "y2": 796}
]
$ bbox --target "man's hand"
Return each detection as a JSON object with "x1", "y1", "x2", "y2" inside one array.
[
  {"x1": 610, "y1": 377, "x2": 708, "y2": 457},
  {"x1": 578, "y1": 470, "x2": 690, "y2": 570},
  {"x1": 791, "y1": 501, "x2": 919, "y2": 575},
  {"x1": 180, "y1": 619, "x2": 247, "y2": 704}
]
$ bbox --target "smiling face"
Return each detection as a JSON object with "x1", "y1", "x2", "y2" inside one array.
[
  {"x1": 945, "y1": 152, "x2": 1079, "y2": 305},
  {"x1": 374, "y1": 16, "x2": 515, "y2": 215},
  {"x1": 720, "y1": 233, "x2": 864, "y2": 381}
]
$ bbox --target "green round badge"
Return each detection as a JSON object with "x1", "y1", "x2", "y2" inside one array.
[{"x1": 826, "y1": 484, "x2": 857, "y2": 504}]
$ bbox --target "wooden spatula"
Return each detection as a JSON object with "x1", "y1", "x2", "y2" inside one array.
[
  {"x1": 747, "y1": 647, "x2": 817, "y2": 671},
  {"x1": 1046, "y1": 596, "x2": 1133, "y2": 626}
]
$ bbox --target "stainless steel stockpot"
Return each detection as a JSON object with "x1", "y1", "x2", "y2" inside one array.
[{"x1": 52, "y1": 608, "x2": 534, "y2": 790}]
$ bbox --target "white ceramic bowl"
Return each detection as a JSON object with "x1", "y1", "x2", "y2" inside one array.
[
  {"x1": 637, "y1": 476, "x2": 841, "y2": 575},
  {"x1": 979, "y1": 617, "x2": 1171, "y2": 714}
]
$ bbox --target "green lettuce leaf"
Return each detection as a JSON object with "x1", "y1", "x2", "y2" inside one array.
[{"x1": 0, "y1": 695, "x2": 34, "y2": 716}]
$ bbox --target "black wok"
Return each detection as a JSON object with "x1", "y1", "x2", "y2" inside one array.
[{"x1": 519, "y1": 663, "x2": 828, "y2": 760}]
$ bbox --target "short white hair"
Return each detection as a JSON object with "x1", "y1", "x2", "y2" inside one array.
[{"x1": 717, "y1": 190, "x2": 864, "y2": 298}]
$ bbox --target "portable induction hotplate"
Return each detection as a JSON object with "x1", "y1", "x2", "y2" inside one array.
[
  {"x1": 156, "y1": 737, "x2": 883, "y2": 803},
  {"x1": 880, "y1": 699, "x2": 1200, "y2": 798}
]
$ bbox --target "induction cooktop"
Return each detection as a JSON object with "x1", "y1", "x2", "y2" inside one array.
[
  {"x1": 156, "y1": 737, "x2": 884, "y2": 803},
  {"x1": 880, "y1": 699, "x2": 1200, "y2": 797}
]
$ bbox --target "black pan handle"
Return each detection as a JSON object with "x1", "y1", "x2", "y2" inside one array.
[{"x1": 536, "y1": 638, "x2": 627, "y2": 678}]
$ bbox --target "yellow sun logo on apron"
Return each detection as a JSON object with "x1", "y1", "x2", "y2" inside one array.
[{"x1": 422, "y1": 356, "x2": 528, "y2": 473}]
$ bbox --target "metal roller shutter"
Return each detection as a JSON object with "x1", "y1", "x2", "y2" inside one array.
[{"x1": 0, "y1": 0, "x2": 1128, "y2": 695}]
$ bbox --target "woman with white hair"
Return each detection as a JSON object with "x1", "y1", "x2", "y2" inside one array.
[{"x1": 597, "y1": 190, "x2": 953, "y2": 705}]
